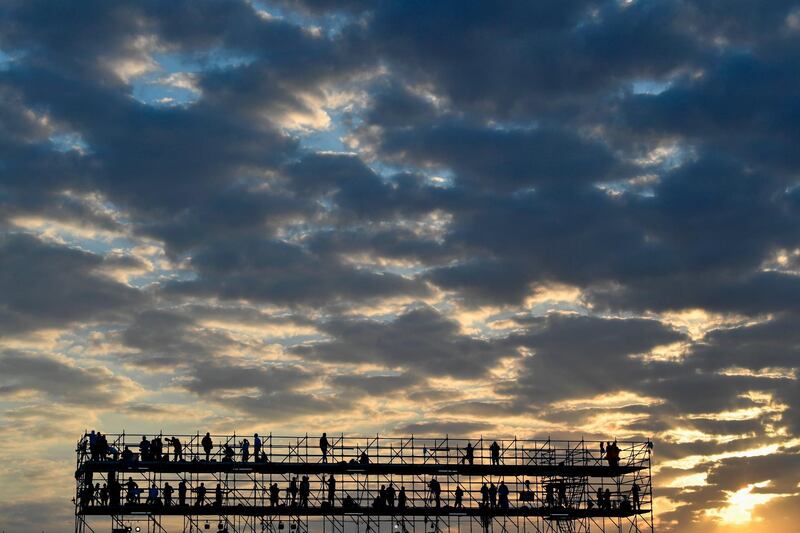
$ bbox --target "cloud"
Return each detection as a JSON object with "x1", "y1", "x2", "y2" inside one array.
[
  {"x1": 0, "y1": 233, "x2": 145, "y2": 333},
  {"x1": 0, "y1": 350, "x2": 136, "y2": 405},
  {"x1": 294, "y1": 305, "x2": 511, "y2": 378}
]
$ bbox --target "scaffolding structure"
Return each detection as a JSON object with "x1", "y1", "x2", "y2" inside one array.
[{"x1": 74, "y1": 432, "x2": 654, "y2": 533}]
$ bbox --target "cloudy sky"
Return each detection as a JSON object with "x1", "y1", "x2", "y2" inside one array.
[{"x1": 1, "y1": 0, "x2": 800, "y2": 531}]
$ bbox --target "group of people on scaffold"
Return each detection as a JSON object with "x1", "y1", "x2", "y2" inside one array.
[
  {"x1": 79, "y1": 431, "x2": 643, "y2": 514},
  {"x1": 82, "y1": 431, "x2": 628, "y2": 468}
]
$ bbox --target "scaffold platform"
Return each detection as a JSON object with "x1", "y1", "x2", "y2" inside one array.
[{"x1": 74, "y1": 432, "x2": 654, "y2": 533}]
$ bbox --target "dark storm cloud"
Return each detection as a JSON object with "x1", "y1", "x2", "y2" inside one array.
[
  {"x1": 0, "y1": 233, "x2": 145, "y2": 334},
  {"x1": 294, "y1": 305, "x2": 510, "y2": 378}
]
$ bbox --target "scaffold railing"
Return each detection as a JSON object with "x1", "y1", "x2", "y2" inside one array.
[{"x1": 75, "y1": 431, "x2": 654, "y2": 533}]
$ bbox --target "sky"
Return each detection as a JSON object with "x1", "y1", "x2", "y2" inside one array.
[{"x1": 1, "y1": 0, "x2": 799, "y2": 531}]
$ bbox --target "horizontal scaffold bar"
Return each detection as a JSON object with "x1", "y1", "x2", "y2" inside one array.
[
  {"x1": 78, "y1": 504, "x2": 651, "y2": 519},
  {"x1": 77, "y1": 460, "x2": 642, "y2": 478}
]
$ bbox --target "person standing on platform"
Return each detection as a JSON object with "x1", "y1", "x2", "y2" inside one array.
[
  {"x1": 289, "y1": 476, "x2": 298, "y2": 506},
  {"x1": 164, "y1": 482, "x2": 173, "y2": 507},
  {"x1": 269, "y1": 483, "x2": 280, "y2": 506},
  {"x1": 196, "y1": 482, "x2": 207, "y2": 506},
  {"x1": 327, "y1": 475, "x2": 336, "y2": 506},
  {"x1": 490, "y1": 441, "x2": 501, "y2": 465},
  {"x1": 498, "y1": 481, "x2": 510, "y2": 509},
  {"x1": 253, "y1": 434, "x2": 262, "y2": 462},
  {"x1": 604, "y1": 488, "x2": 611, "y2": 510},
  {"x1": 215, "y1": 483, "x2": 223, "y2": 507},
  {"x1": 126, "y1": 477, "x2": 138, "y2": 504},
  {"x1": 146, "y1": 483, "x2": 158, "y2": 505},
  {"x1": 202, "y1": 432, "x2": 213, "y2": 461},
  {"x1": 241, "y1": 438, "x2": 250, "y2": 462},
  {"x1": 386, "y1": 482, "x2": 396, "y2": 508},
  {"x1": 168, "y1": 437, "x2": 183, "y2": 461},
  {"x1": 428, "y1": 477, "x2": 441, "y2": 508},
  {"x1": 463, "y1": 442, "x2": 474, "y2": 465},
  {"x1": 632, "y1": 482, "x2": 640, "y2": 511},
  {"x1": 489, "y1": 482, "x2": 498, "y2": 508},
  {"x1": 100, "y1": 483, "x2": 109, "y2": 506},
  {"x1": 139, "y1": 436, "x2": 150, "y2": 461},
  {"x1": 480, "y1": 482, "x2": 490, "y2": 507},
  {"x1": 299, "y1": 476, "x2": 310, "y2": 507},
  {"x1": 454, "y1": 486, "x2": 464, "y2": 508},
  {"x1": 319, "y1": 432, "x2": 330, "y2": 463},
  {"x1": 398, "y1": 486, "x2": 408, "y2": 509},
  {"x1": 178, "y1": 480, "x2": 187, "y2": 506},
  {"x1": 596, "y1": 487, "x2": 604, "y2": 510}
]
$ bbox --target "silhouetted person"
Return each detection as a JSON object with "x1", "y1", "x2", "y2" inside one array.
[
  {"x1": 599, "y1": 441, "x2": 605, "y2": 463},
  {"x1": 596, "y1": 487, "x2": 604, "y2": 510},
  {"x1": 80, "y1": 484, "x2": 93, "y2": 509},
  {"x1": 168, "y1": 437, "x2": 183, "y2": 461},
  {"x1": 289, "y1": 477, "x2": 298, "y2": 506},
  {"x1": 196, "y1": 483, "x2": 206, "y2": 506},
  {"x1": 398, "y1": 486, "x2": 408, "y2": 509},
  {"x1": 429, "y1": 478, "x2": 441, "y2": 508},
  {"x1": 327, "y1": 475, "x2": 336, "y2": 506},
  {"x1": 520, "y1": 480, "x2": 532, "y2": 502},
  {"x1": 139, "y1": 436, "x2": 150, "y2": 461},
  {"x1": 215, "y1": 483, "x2": 223, "y2": 507},
  {"x1": 109, "y1": 478, "x2": 121, "y2": 507},
  {"x1": 378, "y1": 485, "x2": 387, "y2": 508},
  {"x1": 164, "y1": 482, "x2": 173, "y2": 507},
  {"x1": 121, "y1": 445, "x2": 134, "y2": 465},
  {"x1": 146, "y1": 483, "x2": 158, "y2": 505},
  {"x1": 223, "y1": 444, "x2": 235, "y2": 462},
  {"x1": 359, "y1": 450, "x2": 369, "y2": 465},
  {"x1": 604, "y1": 488, "x2": 611, "y2": 510},
  {"x1": 299, "y1": 476, "x2": 310, "y2": 507},
  {"x1": 498, "y1": 482, "x2": 510, "y2": 509},
  {"x1": 97, "y1": 433, "x2": 108, "y2": 460},
  {"x1": 546, "y1": 483, "x2": 555, "y2": 507},
  {"x1": 454, "y1": 486, "x2": 464, "y2": 508},
  {"x1": 89, "y1": 482, "x2": 99, "y2": 506},
  {"x1": 620, "y1": 495, "x2": 632, "y2": 512},
  {"x1": 480, "y1": 483, "x2": 490, "y2": 507},
  {"x1": 606, "y1": 440, "x2": 620, "y2": 468},
  {"x1": 557, "y1": 481, "x2": 567, "y2": 507},
  {"x1": 253, "y1": 434, "x2": 262, "y2": 461},
  {"x1": 319, "y1": 432, "x2": 330, "y2": 463},
  {"x1": 202, "y1": 432, "x2": 213, "y2": 461},
  {"x1": 489, "y1": 482, "x2": 497, "y2": 508},
  {"x1": 632, "y1": 482, "x2": 640, "y2": 511},
  {"x1": 89, "y1": 430, "x2": 98, "y2": 460},
  {"x1": 463, "y1": 442, "x2": 474, "y2": 465},
  {"x1": 269, "y1": 483, "x2": 280, "y2": 506},
  {"x1": 100, "y1": 483, "x2": 109, "y2": 506},
  {"x1": 151, "y1": 436, "x2": 162, "y2": 461},
  {"x1": 386, "y1": 482, "x2": 396, "y2": 508},
  {"x1": 241, "y1": 439, "x2": 250, "y2": 463},
  {"x1": 489, "y1": 441, "x2": 501, "y2": 465},
  {"x1": 179, "y1": 480, "x2": 187, "y2": 506},
  {"x1": 126, "y1": 477, "x2": 138, "y2": 504}
]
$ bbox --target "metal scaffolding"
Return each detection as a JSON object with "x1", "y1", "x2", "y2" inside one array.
[{"x1": 74, "y1": 432, "x2": 654, "y2": 533}]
